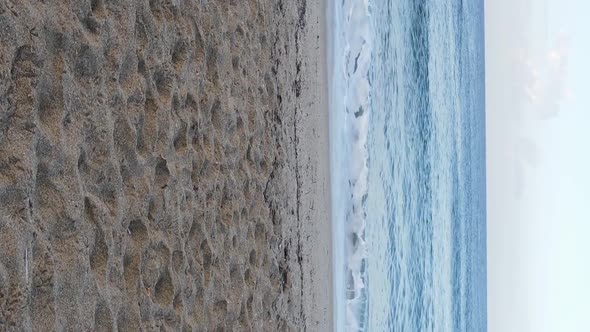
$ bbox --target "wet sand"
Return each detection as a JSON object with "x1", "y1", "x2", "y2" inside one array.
[{"x1": 0, "y1": 0, "x2": 331, "y2": 330}]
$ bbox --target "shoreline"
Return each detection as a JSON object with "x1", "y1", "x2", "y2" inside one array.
[{"x1": 295, "y1": 0, "x2": 334, "y2": 330}]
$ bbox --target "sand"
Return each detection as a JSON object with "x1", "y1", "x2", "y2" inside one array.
[{"x1": 0, "y1": 0, "x2": 331, "y2": 331}]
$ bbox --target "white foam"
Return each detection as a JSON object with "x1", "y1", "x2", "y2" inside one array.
[{"x1": 329, "y1": 0, "x2": 373, "y2": 330}]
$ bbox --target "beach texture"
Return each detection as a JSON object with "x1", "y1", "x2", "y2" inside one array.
[{"x1": 0, "y1": 0, "x2": 331, "y2": 330}]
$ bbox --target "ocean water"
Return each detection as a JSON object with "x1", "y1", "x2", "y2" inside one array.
[{"x1": 329, "y1": 0, "x2": 487, "y2": 331}]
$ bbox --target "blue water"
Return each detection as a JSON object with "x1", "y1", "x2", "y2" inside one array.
[{"x1": 329, "y1": 0, "x2": 487, "y2": 331}]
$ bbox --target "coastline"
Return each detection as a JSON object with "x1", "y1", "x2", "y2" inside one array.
[{"x1": 295, "y1": 0, "x2": 334, "y2": 330}]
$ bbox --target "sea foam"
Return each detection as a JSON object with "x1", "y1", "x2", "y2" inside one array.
[{"x1": 329, "y1": 0, "x2": 372, "y2": 330}]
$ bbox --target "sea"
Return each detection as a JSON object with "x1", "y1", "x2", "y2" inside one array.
[{"x1": 328, "y1": 0, "x2": 488, "y2": 331}]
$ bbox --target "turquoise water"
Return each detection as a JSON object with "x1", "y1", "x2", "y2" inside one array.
[{"x1": 329, "y1": 0, "x2": 487, "y2": 331}]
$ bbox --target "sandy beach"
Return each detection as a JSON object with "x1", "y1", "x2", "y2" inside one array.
[{"x1": 0, "y1": 0, "x2": 331, "y2": 330}]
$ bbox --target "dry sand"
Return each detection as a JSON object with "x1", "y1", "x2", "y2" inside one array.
[{"x1": 0, "y1": 0, "x2": 331, "y2": 331}]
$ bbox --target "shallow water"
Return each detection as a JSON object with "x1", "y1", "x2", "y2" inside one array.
[{"x1": 329, "y1": 0, "x2": 487, "y2": 331}]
